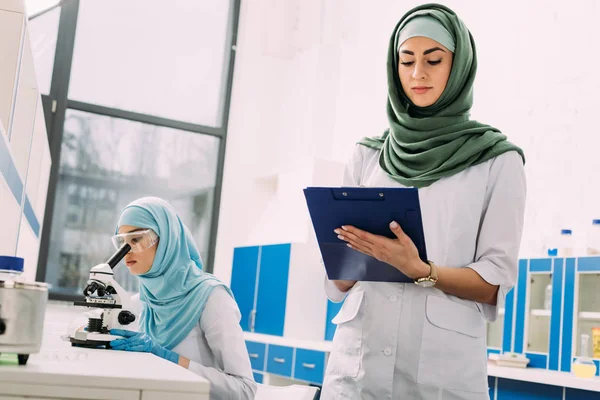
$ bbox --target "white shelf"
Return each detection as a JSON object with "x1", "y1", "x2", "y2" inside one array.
[
  {"x1": 579, "y1": 312, "x2": 600, "y2": 320},
  {"x1": 531, "y1": 309, "x2": 551, "y2": 317}
]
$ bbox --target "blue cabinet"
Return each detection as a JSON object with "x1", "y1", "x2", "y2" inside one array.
[
  {"x1": 230, "y1": 244, "x2": 290, "y2": 336},
  {"x1": 231, "y1": 246, "x2": 259, "y2": 332},
  {"x1": 255, "y1": 244, "x2": 290, "y2": 336},
  {"x1": 294, "y1": 349, "x2": 325, "y2": 384},
  {"x1": 245, "y1": 341, "x2": 266, "y2": 371},
  {"x1": 496, "y1": 378, "x2": 563, "y2": 400},
  {"x1": 266, "y1": 344, "x2": 294, "y2": 377},
  {"x1": 324, "y1": 299, "x2": 343, "y2": 341},
  {"x1": 253, "y1": 372, "x2": 263, "y2": 384},
  {"x1": 488, "y1": 378, "x2": 600, "y2": 400},
  {"x1": 490, "y1": 256, "x2": 600, "y2": 377}
]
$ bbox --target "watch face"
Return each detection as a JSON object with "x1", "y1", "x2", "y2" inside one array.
[{"x1": 417, "y1": 280, "x2": 436, "y2": 288}]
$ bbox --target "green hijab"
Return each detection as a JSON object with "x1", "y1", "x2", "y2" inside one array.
[{"x1": 359, "y1": 3, "x2": 524, "y2": 188}]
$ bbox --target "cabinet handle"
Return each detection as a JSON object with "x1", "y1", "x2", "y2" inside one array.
[
  {"x1": 249, "y1": 353, "x2": 259, "y2": 359},
  {"x1": 302, "y1": 363, "x2": 316, "y2": 369},
  {"x1": 273, "y1": 357, "x2": 286, "y2": 364}
]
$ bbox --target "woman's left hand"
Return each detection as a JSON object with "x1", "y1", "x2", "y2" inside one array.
[
  {"x1": 335, "y1": 221, "x2": 429, "y2": 280},
  {"x1": 110, "y1": 329, "x2": 179, "y2": 364}
]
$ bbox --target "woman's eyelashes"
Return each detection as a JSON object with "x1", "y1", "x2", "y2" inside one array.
[{"x1": 399, "y1": 59, "x2": 443, "y2": 66}]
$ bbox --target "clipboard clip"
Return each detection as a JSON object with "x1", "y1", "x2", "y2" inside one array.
[{"x1": 331, "y1": 188, "x2": 386, "y2": 201}]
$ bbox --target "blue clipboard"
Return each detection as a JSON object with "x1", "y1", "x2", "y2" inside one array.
[{"x1": 303, "y1": 187, "x2": 428, "y2": 283}]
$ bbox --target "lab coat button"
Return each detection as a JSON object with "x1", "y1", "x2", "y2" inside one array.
[
  {"x1": 384, "y1": 348, "x2": 392, "y2": 356},
  {"x1": 389, "y1": 295, "x2": 398, "y2": 302}
]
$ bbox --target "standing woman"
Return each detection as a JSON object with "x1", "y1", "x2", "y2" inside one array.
[{"x1": 322, "y1": 4, "x2": 526, "y2": 400}]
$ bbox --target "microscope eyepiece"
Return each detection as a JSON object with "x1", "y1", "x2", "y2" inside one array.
[{"x1": 106, "y1": 243, "x2": 131, "y2": 269}]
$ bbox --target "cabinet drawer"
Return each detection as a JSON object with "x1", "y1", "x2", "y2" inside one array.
[
  {"x1": 266, "y1": 345, "x2": 293, "y2": 377},
  {"x1": 246, "y1": 341, "x2": 266, "y2": 371},
  {"x1": 293, "y1": 349, "x2": 325, "y2": 384}
]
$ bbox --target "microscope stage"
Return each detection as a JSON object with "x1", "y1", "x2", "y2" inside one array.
[{"x1": 69, "y1": 332, "x2": 124, "y2": 349}]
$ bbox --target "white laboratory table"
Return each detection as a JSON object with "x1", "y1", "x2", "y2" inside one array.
[
  {"x1": 0, "y1": 302, "x2": 210, "y2": 400},
  {"x1": 0, "y1": 348, "x2": 210, "y2": 400}
]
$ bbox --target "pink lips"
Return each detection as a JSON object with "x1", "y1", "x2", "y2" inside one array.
[
  {"x1": 126, "y1": 261, "x2": 137, "y2": 267},
  {"x1": 412, "y1": 86, "x2": 432, "y2": 94}
]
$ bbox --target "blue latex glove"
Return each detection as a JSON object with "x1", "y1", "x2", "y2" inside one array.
[{"x1": 109, "y1": 329, "x2": 179, "y2": 364}]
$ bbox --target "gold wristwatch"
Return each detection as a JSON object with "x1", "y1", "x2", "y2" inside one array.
[{"x1": 414, "y1": 260, "x2": 438, "y2": 288}]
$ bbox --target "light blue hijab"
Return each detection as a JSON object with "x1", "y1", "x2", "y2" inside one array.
[{"x1": 116, "y1": 197, "x2": 232, "y2": 349}]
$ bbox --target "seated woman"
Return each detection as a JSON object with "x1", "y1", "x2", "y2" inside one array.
[{"x1": 109, "y1": 197, "x2": 256, "y2": 400}]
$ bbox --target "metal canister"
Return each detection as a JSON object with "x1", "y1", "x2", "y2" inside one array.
[{"x1": 0, "y1": 256, "x2": 49, "y2": 365}]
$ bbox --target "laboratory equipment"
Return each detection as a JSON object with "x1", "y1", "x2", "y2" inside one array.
[
  {"x1": 68, "y1": 244, "x2": 138, "y2": 348},
  {"x1": 544, "y1": 283, "x2": 552, "y2": 310},
  {"x1": 571, "y1": 333, "x2": 597, "y2": 378},
  {"x1": 495, "y1": 352, "x2": 530, "y2": 368},
  {"x1": 593, "y1": 327, "x2": 600, "y2": 359},
  {"x1": 0, "y1": 256, "x2": 48, "y2": 365}
]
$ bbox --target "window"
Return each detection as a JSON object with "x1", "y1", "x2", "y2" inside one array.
[
  {"x1": 44, "y1": 109, "x2": 220, "y2": 295},
  {"x1": 68, "y1": 0, "x2": 232, "y2": 126},
  {"x1": 35, "y1": 0, "x2": 238, "y2": 300}
]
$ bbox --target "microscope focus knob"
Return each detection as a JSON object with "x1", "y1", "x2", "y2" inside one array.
[
  {"x1": 0, "y1": 318, "x2": 6, "y2": 335},
  {"x1": 118, "y1": 311, "x2": 136, "y2": 325}
]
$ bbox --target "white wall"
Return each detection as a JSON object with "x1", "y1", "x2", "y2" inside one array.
[
  {"x1": 214, "y1": 0, "x2": 600, "y2": 285},
  {"x1": 0, "y1": 0, "x2": 52, "y2": 281}
]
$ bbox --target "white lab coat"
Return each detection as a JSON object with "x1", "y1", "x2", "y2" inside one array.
[
  {"x1": 132, "y1": 287, "x2": 257, "y2": 400},
  {"x1": 320, "y1": 145, "x2": 526, "y2": 400}
]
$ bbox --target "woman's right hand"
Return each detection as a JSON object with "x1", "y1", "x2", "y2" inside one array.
[{"x1": 332, "y1": 280, "x2": 357, "y2": 292}]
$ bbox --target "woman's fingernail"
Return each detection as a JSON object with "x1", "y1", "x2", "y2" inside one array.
[
  {"x1": 334, "y1": 229, "x2": 340, "y2": 234},
  {"x1": 341, "y1": 226, "x2": 348, "y2": 231},
  {"x1": 390, "y1": 221, "x2": 398, "y2": 228},
  {"x1": 346, "y1": 243, "x2": 353, "y2": 248},
  {"x1": 337, "y1": 235, "x2": 345, "y2": 240}
]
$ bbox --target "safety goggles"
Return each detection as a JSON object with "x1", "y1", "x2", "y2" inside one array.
[{"x1": 111, "y1": 229, "x2": 159, "y2": 253}]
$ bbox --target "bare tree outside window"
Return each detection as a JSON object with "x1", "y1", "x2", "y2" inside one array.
[{"x1": 45, "y1": 110, "x2": 220, "y2": 295}]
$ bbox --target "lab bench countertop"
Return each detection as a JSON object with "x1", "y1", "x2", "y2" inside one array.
[
  {"x1": 244, "y1": 332, "x2": 600, "y2": 393},
  {"x1": 244, "y1": 332, "x2": 334, "y2": 353},
  {"x1": 0, "y1": 346, "x2": 210, "y2": 400},
  {"x1": 488, "y1": 362, "x2": 600, "y2": 392},
  {"x1": 0, "y1": 303, "x2": 210, "y2": 400}
]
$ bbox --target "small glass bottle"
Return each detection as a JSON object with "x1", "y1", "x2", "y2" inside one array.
[
  {"x1": 571, "y1": 334, "x2": 598, "y2": 378},
  {"x1": 559, "y1": 229, "x2": 574, "y2": 257}
]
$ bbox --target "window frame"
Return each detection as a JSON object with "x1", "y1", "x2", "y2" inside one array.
[{"x1": 34, "y1": 0, "x2": 240, "y2": 302}]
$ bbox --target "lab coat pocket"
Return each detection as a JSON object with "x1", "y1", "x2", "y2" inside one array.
[
  {"x1": 417, "y1": 295, "x2": 487, "y2": 393},
  {"x1": 326, "y1": 290, "x2": 364, "y2": 378}
]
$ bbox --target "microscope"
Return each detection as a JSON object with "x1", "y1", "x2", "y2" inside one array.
[{"x1": 69, "y1": 243, "x2": 138, "y2": 348}]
